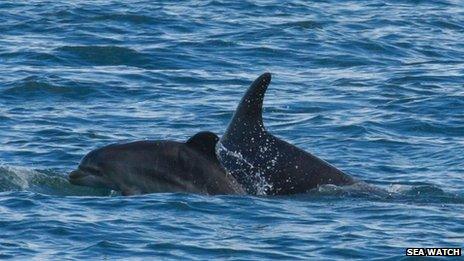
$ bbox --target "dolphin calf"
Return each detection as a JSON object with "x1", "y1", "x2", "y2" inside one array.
[
  {"x1": 69, "y1": 132, "x2": 245, "y2": 196},
  {"x1": 217, "y1": 73, "x2": 355, "y2": 195}
]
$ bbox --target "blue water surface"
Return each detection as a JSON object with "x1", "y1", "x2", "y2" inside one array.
[{"x1": 1, "y1": 0, "x2": 463, "y2": 259}]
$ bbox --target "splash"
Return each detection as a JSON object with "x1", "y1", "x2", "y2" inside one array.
[
  {"x1": 0, "y1": 165, "x2": 31, "y2": 191},
  {"x1": 0, "y1": 165, "x2": 111, "y2": 196},
  {"x1": 302, "y1": 181, "x2": 464, "y2": 205},
  {"x1": 216, "y1": 142, "x2": 273, "y2": 195}
]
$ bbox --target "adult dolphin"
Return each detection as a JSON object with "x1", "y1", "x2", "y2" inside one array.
[
  {"x1": 69, "y1": 132, "x2": 245, "y2": 196},
  {"x1": 217, "y1": 73, "x2": 355, "y2": 195}
]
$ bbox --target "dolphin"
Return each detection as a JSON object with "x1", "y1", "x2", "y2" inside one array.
[
  {"x1": 217, "y1": 73, "x2": 355, "y2": 195},
  {"x1": 69, "y1": 132, "x2": 245, "y2": 195}
]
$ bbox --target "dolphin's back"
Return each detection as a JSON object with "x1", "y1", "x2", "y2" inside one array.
[
  {"x1": 71, "y1": 134, "x2": 245, "y2": 196},
  {"x1": 218, "y1": 73, "x2": 354, "y2": 195}
]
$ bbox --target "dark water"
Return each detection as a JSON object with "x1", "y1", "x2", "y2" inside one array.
[{"x1": 1, "y1": 0, "x2": 463, "y2": 259}]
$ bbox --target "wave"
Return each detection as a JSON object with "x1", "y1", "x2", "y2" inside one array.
[
  {"x1": 279, "y1": 20, "x2": 324, "y2": 29},
  {"x1": 55, "y1": 45, "x2": 150, "y2": 67},
  {"x1": 0, "y1": 51, "x2": 64, "y2": 65},
  {"x1": 2, "y1": 76, "x2": 103, "y2": 99},
  {"x1": 0, "y1": 165, "x2": 111, "y2": 196},
  {"x1": 93, "y1": 13, "x2": 156, "y2": 25},
  {"x1": 303, "y1": 182, "x2": 464, "y2": 205},
  {"x1": 1, "y1": 165, "x2": 462, "y2": 204}
]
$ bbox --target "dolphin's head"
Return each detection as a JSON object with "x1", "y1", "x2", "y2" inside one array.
[
  {"x1": 68, "y1": 140, "x2": 193, "y2": 195},
  {"x1": 68, "y1": 147, "x2": 120, "y2": 191},
  {"x1": 68, "y1": 132, "x2": 233, "y2": 195}
]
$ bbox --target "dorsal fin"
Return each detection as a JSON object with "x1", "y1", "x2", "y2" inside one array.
[
  {"x1": 223, "y1": 73, "x2": 271, "y2": 137},
  {"x1": 186, "y1": 131, "x2": 219, "y2": 160}
]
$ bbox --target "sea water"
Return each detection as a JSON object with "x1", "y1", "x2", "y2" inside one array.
[{"x1": 0, "y1": 0, "x2": 463, "y2": 259}]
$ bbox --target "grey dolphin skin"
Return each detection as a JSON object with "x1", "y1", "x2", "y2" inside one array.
[
  {"x1": 69, "y1": 132, "x2": 245, "y2": 195},
  {"x1": 217, "y1": 73, "x2": 355, "y2": 195}
]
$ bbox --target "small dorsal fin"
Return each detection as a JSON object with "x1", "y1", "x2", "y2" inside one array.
[
  {"x1": 186, "y1": 131, "x2": 219, "y2": 159},
  {"x1": 222, "y1": 73, "x2": 271, "y2": 141},
  {"x1": 234, "y1": 72, "x2": 270, "y2": 128}
]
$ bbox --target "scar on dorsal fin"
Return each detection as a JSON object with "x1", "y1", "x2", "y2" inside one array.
[
  {"x1": 186, "y1": 131, "x2": 220, "y2": 159},
  {"x1": 226, "y1": 72, "x2": 271, "y2": 132}
]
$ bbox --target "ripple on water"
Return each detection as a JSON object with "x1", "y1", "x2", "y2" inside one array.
[
  {"x1": 2, "y1": 76, "x2": 105, "y2": 100},
  {"x1": 55, "y1": 46, "x2": 151, "y2": 67}
]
